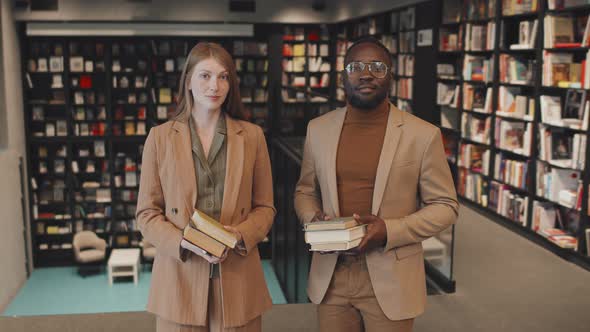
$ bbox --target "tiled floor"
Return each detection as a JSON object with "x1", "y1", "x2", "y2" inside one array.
[{"x1": 3, "y1": 260, "x2": 286, "y2": 316}]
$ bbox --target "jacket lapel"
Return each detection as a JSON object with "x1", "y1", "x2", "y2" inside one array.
[
  {"x1": 170, "y1": 120, "x2": 198, "y2": 214},
  {"x1": 220, "y1": 114, "x2": 244, "y2": 225},
  {"x1": 325, "y1": 108, "x2": 347, "y2": 217},
  {"x1": 371, "y1": 104, "x2": 404, "y2": 215}
]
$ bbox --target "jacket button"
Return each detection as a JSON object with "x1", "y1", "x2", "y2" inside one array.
[{"x1": 172, "y1": 208, "x2": 178, "y2": 215}]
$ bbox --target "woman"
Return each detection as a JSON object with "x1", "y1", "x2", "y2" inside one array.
[{"x1": 136, "y1": 42, "x2": 275, "y2": 332}]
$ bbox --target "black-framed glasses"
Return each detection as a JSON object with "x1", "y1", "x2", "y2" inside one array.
[{"x1": 344, "y1": 61, "x2": 389, "y2": 79}]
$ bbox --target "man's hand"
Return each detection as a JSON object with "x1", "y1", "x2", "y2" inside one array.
[
  {"x1": 311, "y1": 210, "x2": 331, "y2": 222},
  {"x1": 352, "y1": 213, "x2": 387, "y2": 254}
]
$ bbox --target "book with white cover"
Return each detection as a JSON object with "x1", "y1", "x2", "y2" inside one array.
[
  {"x1": 310, "y1": 238, "x2": 363, "y2": 251},
  {"x1": 304, "y1": 217, "x2": 357, "y2": 231},
  {"x1": 305, "y1": 225, "x2": 366, "y2": 244}
]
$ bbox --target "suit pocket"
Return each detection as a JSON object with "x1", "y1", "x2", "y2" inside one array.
[{"x1": 394, "y1": 243, "x2": 422, "y2": 260}]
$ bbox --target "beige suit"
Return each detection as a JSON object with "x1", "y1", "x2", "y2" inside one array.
[
  {"x1": 294, "y1": 105, "x2": 459, "y2": 321},
  {"x1": 136, "y1": 113, "x2": 275, "y2": 328}
]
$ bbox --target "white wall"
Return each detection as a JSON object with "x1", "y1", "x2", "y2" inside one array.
[
  {"x1": 0, "y1": 0, "x2": 30, "y2": 313},
  {"x1": 13, "y1": 0, "x2": 427, "y2": 23}
]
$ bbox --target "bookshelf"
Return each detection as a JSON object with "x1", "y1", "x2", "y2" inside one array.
[
  {"x1": 23, "y1": 35, "x2": 271, "y2": 267},
  {"x1": 439, "y1": 0, "x2": 590, "y2": 270},
  {"x1": 233, "y1": 39, "x2": 270, "y2": 131},
  {"x1": 279, "y1": 24, "x2": 333, "y2": 136}
]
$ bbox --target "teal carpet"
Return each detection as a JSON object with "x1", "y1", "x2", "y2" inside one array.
[{"x1": 3, "y1": 260, "x2": 286, "y2": 316}]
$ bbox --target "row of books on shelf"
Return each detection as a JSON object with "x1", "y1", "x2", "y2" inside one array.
[
  {"x1": 380, "y1": 35, "x2": 398, "y2": 54},
  {"x1": 236, "y1": 59, "x2": 269, "y2": 73},
  {"x1": 398, "y1": 55, "x2": 414, "y2": 76},
  {"x1": 112, "y1": 75, "x2": 148, "y2": 89},
  {"x1": 310, "y1": 74, "x2": 330, "y2": 88},
  {"x1": 531, "y1": 201, "x2": 579, "y2": 249},
  {"x1": 36, "y1": 219, "x2": 139, "y2": 236},
  {"x1": 442, "y1": 0, "x2": 497, "y2": 23},
  {"x1": 497, "y1": 86, "x2": 535, "y2": 119},
  {"x1": 536, "y1": 164, "x2": 584, "y2": 210},
  {"x1": 502, "y1": 0, "x2": 538, "y2": 16},
  {"x1": 335, "y1": 7, "x2": 412, "y2": 38},
  {"x1": 489, "y1": 182, "x2": 528, "y2": 226},
  {"x1": 439, "y1": 28, "x2": 461, "y2": 52},
  {"x1": 464, "y1": 22, "x2": 496, "y2": 52},
  {"x1": 283, "y1": 74, "x2": 330, "y2": 88},
  {"x1": 458, "y1": 170, "x2": 488, "y2": 206},
  {"x1": 437, "y1": 83, "x2": 460, "y2": 108},
  {"x1": 461, "y1": 113, "x2": 491, "y2": 144},
  {"x1": 282, "y1": 58, "x2": 330, "y2": 73},
  {"x1": 439, "y1": 89, "x2": 588, "y2": 134},
  {"x1": 538, "y1": 126, "x2": 587, "y2": 170},
  {"x1": 508, "y1": 19, "x2": 538, "y2": 50},
  {"x1": 397, "y1": 78, "x2": 413, "y2": 100},
  {"x1": 33, "y1": 202, "x2": 111, "y2": 220},
  {"x1": 495, "y1": 119, "x2": 532, "y2": 156},
  {"x1": 494, "y1": 154, "x2": 528, "y2": 190},
  {"x1": 437, "y1": 63, "x2": 460, "y2": 80},
  {"x1": 464, "y1": 85, "x2": 492, "y2": 113},
  {"x1": 463, "y1": 55, "x2": 493, "y2": 81},
  {"x1": 499, "y1": 54, "x2": 535, "y2": 85},
  {"x1": 399, "y1": 32, "x2": 415, "y2": 53},
  {"x1": 282, "y1": 44, "x2": 311, "y2": 57},
  {"x1": 241, "y1": 88, "x2": 269, "y2": 103},
  {"x1": 540, "y1": 91, "x2": 588, "y2": 127},
  {"x1": 461, "y1": 183, "x2": 581, "y2": 250},
  {"x1": 542, "y1": 52, "x2": 587, "y2": 88},
  {"x1": 32, "y1": 121, "x2": 150, "y2": 137},
  {"x1": 458, "y1": 143, "x2": 491, "y2": 175},
  {"x1": 543, "y1": 14, "x2": 590, "y2": 49}
]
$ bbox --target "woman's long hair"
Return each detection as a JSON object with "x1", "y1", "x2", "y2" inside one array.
[{"x1": 172, "y1": 42, "x2": 246, "y2": 121}]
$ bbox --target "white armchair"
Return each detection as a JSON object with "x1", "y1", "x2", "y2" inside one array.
[{"x1": 73, "y1": 231, "x2": 107, "y2": 276}]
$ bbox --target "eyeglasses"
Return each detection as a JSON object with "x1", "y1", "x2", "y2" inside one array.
[{"x1": 344, "y1": 61, "x2": 389, "y2": 79}]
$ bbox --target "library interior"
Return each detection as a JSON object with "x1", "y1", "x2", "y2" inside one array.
[{"x1": 1, "y1": 0, "x2": 590, "y2": 331}]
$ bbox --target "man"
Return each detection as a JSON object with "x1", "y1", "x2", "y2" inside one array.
[{"x1": 294, "y1": 37, "x2": 459, "y2": 332}]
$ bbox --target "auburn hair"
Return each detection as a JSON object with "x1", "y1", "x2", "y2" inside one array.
[{"x1": 172, "y1": 42, "x2": 246, "y2": 121}]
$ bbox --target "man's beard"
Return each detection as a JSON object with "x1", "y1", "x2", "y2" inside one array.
[{"x1": 344, "y1": 80, "x2": 388, "y2": 110}]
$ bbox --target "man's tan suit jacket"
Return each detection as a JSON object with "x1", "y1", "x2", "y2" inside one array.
[{"x1": 294, "y1": 104, "x2": 459, "y2": 320}]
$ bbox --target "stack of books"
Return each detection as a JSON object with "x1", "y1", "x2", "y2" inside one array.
[
  {"x1": 182, "y1": 210, "x2": 238, "y2": 258},
  {"x1": 303, "y1": 217, "x2": 366, "y2": 251}
]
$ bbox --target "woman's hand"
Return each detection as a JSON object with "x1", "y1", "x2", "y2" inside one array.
[
  {"x1": 224, "y1": 225, "x2": 247, "y2": 256},
  {"x1": 223, "y1": 225, "x2": 243, "y2": 243},
  {"x1": 180, "y1": 238, "x2": 226, "y2": 264}
]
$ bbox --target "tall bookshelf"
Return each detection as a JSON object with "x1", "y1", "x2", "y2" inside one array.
[
  {"x1": 438, "y1": 0, "x2": 590, "y2": 270},
  {"x1": 279, "y1": 24, "x2": 333, "y2": 136},
  {"x1": 23, "y1": 34, "x2": 271, "y2": 267}
]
